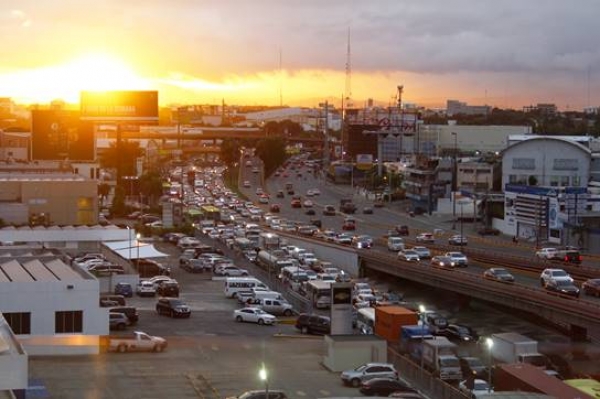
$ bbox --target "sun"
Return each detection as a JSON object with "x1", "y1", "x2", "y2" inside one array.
[{"x1": 0, "y1": 52, "x2": 150, "y2": 104}]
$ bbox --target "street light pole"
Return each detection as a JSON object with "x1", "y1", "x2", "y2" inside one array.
[
  {"x1": 127, "y1": 226, "x2": 132, "y2": 261},
  {"x1": 418, "y1": 304, "x2": 426, "y2": 377},
  {"x1": 451, "y1": 132, "x2": 458, "y2": 229},
  {"x1": 259, "y1": 364, "x2": 269, "y2": 397},
  {"x1": 460, "y1": 202, "x2": 464, "y2": 240},
  {"x1": 486, "y1": 338, "x2": 494, "y2": 392}
]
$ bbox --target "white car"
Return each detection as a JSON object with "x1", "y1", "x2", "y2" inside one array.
[
  {"x1": 303, "y1": 199, "x2": 314, "y2": 208},
  {"x1": 416, "y1": 232, "x2": 435, "y2": 243},
  {"x1": 306, "y1": 189, "x2": 315, "y2": 197},
  {"x1": 536, "y1": 247, "x2": 558, "y2": 259},
  {"x1": 459, "y1": 379, "x2": 493, "y2": 398},
  {"x1": 252, "y1": 167, "x2": 259, "y2": 174},
  {"x1": 218, "y1": 265, "x2": 249, "y2": 277},
  {"x1": 233, "y1": 307, "x2": 277, "y2": 325},
  {"x1": 243, "y1": 180, "x2": 251, "y2": 188},
  {"x1": 258, "y1": 196, "x2": 269, "y2": 204},
  {"x1": 311, "y1": 188, "x2": 321, "y2": 195},
  {"x1": 136, "y1": 281, "x2": 157, "y2": 297},
  {"x1": 445, "y1": 251, "x2": 468, "y2": 267},
  {"x1": 540, "y1": 268, "x2": 574, "y2": 287},
  {"x1": 397, "y1": 250, "x2": 420, "y2": 262}
]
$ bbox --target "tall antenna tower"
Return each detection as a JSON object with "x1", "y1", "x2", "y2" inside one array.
[
  {"x1": 344, "y1": 27, "x2": 353, "y2": 108},
  {"x1": 279, "y1": 47, "x2": 283, "y2": 107}
]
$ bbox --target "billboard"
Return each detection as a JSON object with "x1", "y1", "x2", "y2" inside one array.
[
  {"x1": 31, "y1": 110, "x2": 95, "y2": 161},
  {"x1": 330, "y1": 283, "x2": 353, "y2": 335},
  {"x1": 80, "y1": 91, "x2": 158, "y2": 122}
]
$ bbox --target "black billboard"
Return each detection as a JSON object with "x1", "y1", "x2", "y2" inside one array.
[
  {"x1": 31, "y1": 110, "x2": 95, "y2": 161},
  {"x1": 80, "y1": 91, "x2": 158, "y2": 121}
]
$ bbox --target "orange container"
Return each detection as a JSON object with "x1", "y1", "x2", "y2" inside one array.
[{"x1": 374, "y1": 306, "x2": 418, "y2": 342}]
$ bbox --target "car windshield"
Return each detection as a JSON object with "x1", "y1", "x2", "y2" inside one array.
[
  {"x1": 555, "y1": 280, "x2": 572, "y2": 287},
  {"x1": 496, "y1": 269, "x2": 510, "y2": 276},
  {"x1": 552, "y1": 270, "x2": 568, "y2": 277},
  {"x1": 473, "y1": 382, "x2": 489, "y2": 390},
  {"x1": 440, "y1": 357, "x2": 459, "y2": 367},
  {"x1": 467, "y1": 358, "x2": 483, "y2": 367}
]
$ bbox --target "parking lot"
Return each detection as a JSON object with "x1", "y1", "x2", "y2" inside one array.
[{"x1": 29, "y1": 243, "x2": 360, "y2": 399}]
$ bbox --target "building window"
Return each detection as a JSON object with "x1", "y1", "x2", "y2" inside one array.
[
  {"x1": 550, "y1": 176, "x2": 559, "y2": 186},
  {"x1": 553, "y1": 159, "x2": 578, "y2": 171},
  {"x1": 512, "y1": 158, "x2": 535, "y2": 170},
  {"x1": 55, "y1": 311, "x2": 83, "y2": 333},
  {"x1": 560, "y1": 176, "x2": 570, "y2": 186},
  {"x1": 4, "y1": 312, "x2": 31, "y2": 334},
  {"x1": 572, "y1": 176, "x2": 581, "y2": 186},
  {"x1": 509, "y1": 175, "x2": 518, "y2": 183}
]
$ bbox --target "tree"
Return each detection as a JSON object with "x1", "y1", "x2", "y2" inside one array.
[
  {"x1": 139, "y1": 171, "x2": 164, "y2": 207},
  {"x1": 110, "y1": 185, "x2": 127, "y2": 217},
  {"x1": 220, "y1": 139, "x2": 241, "y2": 167},
  {"x1": 255, "y1": 137, "x2": 287, "y2": 176},
  {"x1": 99, "y1": 140, "x2": 143, "y2": 179}
]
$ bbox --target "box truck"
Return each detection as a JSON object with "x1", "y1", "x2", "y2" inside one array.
[
  {"x1": 374, "y1": 306, "x2": 418, "y2": 342},
  {"x1": 491, "y1": 332, "x2": 548, "y2": 367},
  {"x1": 421, "y1": 336, "x2": 462, "y2": 381}
]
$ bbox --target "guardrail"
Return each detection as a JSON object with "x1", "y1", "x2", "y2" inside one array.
[{"x1": 360, "y1": 250, "x2": 600, "y2": 339}]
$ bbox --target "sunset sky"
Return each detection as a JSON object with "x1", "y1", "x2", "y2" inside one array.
[{"x1": 1, "y1": 0, "x2": 600, "y2": 110}]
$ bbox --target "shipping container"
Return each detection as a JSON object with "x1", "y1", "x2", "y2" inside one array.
[{"x1": 374, "y1": 306, "x2": 418, "y2": 342}]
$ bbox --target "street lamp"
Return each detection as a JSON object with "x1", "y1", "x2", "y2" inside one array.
[
  {"x1": 418, "y1": 304, "x2": 426, "y2": 374},
  {"x1": 126, "y1": 226, "x2": 132, "y2": 261},
  {"x1": 451, "y1": 132, "x2": 458, "y2": 229},
  {"x1": 485, "y1": 337, "x2": 494, "y2": 392},
  {"x1": 259, "y1": 364, "x2": 269, "y2": 397}
]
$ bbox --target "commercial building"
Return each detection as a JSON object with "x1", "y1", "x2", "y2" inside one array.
[{"x1": 446, "y1": 100, "x2": 491, "y2": 116}]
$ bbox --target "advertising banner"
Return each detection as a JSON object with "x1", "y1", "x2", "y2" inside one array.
[
  {"x1": 356, "y1": 153, "x2": 374, "y2": 171},
  {"x1": 31, "y1": 110, "x2": 95, "y2": 161},
  {"x1": 80, "y1": 90, "x2": 159, "y2": 122}
]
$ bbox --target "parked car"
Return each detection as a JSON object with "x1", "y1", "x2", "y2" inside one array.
[
  {"x1": 448, "y1": 235, "x2": 468, "y2": 246},
  {"x1": 359, "y1": 378, "x2": 414, "y2": 397},
  {"x1": 483, "y1": 268, "x2": 515, "y2": 283},
  {"x1": 225, "y1": 390, "x2": 288, "y2": 399},
  {"x1": 113, "y1": 282, "x2": 133, "y2": 297},
  {"x1": 477, "y1": 227, "x2": 500, "y2": 236},
  {"x1": 100, "y1": 294, "x2": 126, "y2": 306},
  {"x1": 445, "y1": 251, "x2": 468, "y2": 267},
  {"x1": 109, "y1": 306, "x2": 139, "y2": 324},
  {"x1": 155, "y1": 298, "x2": 191, "y2": 318},
  {"x1": 233, "y1": 307, "x2": 277, "y2": 325},
  {"x1": 536, "y1": 247, "x2": 558, "y2": 259},
  {"x1": 295, "y1": 313, "x2": 331, "y2": 335},
  {"x1": 397, "y1": 250, "x2": 420, "y2": 262},
  {"x1": 340, "y1": 362, "x2": 398, "y2": 387},
  {"x1": 582, "y1": 278, "x2": 600, "y2": 297},
  {"x1": 156, "y1": 280, "x2": 180, "y2": 297},
  {"x1": 544, "y1": 279, "x2": 580, "y2": 298},
  {"x1": 363, "y1": 207, "x2": 374, "y2": 214},
  {"x1": 109, "y1": 312, "x2": 130, "y2": 331}
]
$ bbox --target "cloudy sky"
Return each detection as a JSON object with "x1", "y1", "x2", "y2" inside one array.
[{"x1": 1, "y1": 0, "x2": 599, "y2": 109}]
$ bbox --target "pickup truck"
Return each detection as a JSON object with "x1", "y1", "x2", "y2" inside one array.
[{"x1": 108, "y1": 331, "x2": 167, "y2": 353}]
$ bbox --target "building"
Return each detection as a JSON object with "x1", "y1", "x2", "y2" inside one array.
[
  {"x1": 0, "y1": 253, "x2": 108, "y2": 356},
  {"x1": 0, "y1": 171, "x2": 98, "y2": 225},
  {"x1": 446, "y1": 100, "x2": 491, "y2": 116},
  {"x1": 0, "y1": 130, "x2": 29, "y2": 162},
  {"x1": 457, "y1": 158, "x2": 500, "y2": 193},
  {"x1": 403, "y1": 157, "x2": 452, "y2": 213},
  {"x1": 499, "y1": 136, "x2": 598, "y2": 246}
]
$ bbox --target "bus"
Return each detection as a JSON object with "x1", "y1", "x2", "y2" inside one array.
[
  {"x1": 224, "y1": 277, "x2": 268, "y2": 298},
  {"x1": 306, "y1": 280, "x2": 332, "y2": 309},
  {"x1": 200, "y1": 205, "x2": 221, "y2": 222},
  {"x1": 356, "y1": 307, "x2": 375, "y2": 334}
]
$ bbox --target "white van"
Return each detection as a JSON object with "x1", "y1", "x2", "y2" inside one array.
[
  {"x1": 387, "y1": 237, "x2": 405, "y2": 251},
  {"x1": 224, "y1": 277, "x2": 268, "y2": 298}
]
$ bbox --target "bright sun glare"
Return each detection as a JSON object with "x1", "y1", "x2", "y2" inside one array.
[{"x1": 0, "y1": 53, "x2": 149, "y2": 103}]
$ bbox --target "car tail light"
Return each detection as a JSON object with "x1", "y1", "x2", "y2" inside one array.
[
  {"x1": 565, "y1": 256, "x2": 569, "y2": 262},
  {"x1": 578, "y1": 255, "x2": 582, "y2": 262}
]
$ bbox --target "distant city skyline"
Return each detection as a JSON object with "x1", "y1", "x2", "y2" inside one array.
[{"x1": 1, "y1": 1, "x2": 599, "y2": 110}]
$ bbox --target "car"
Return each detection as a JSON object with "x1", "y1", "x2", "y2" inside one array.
[
  {"x1": 423, "y1": 311, "x2": 449, "y2": 333},
  {"x1": 269, "y1": 204, "x2": 280, "y2": 213},
  {"x1": 415, "y1": 232, "x2": 434, "y2": 243},
  {"x1": 136, "y1": 281, "x2": 157, "y2": 297},
  {"x1": 243, "y1": 180, "x2": 251, "y2": 188},
  {"x1": 342, "y1": 217, "x2": 356, "y2": 231},
  {"x1": 359, "y1": 377, "x2": 414, "y2": 397},
  {"x1": 544, "y1": 279, "x2": 580, "y2": 298},
  {"x1": 445, "y1": 251, "x2": 468, "y2": 267},
  {"x1": 440, "y1": 324, "x2": 479, "y2": 343},
  {"x1": 376, "y1": 291, "x2": 404, "y2": 306},
  {"x1": 255, "y1": 187, "x2": 264, "y2": 195},
  {"x1": 582, "y1": 278, "x2": 600, "y2": 297},
  {"x1": 276, "y1": 190, "x2": 285, "y2": 198},
  {"x1": 536, "y1": 247, "x2": 559, "y2": 259},
  {"x1": 225, "y1": 390, "x2": 288, "y2": 399},
  {"x1": 552, "y1": 249, "x2": 582, "y2": 264},
  {"x1": 109, "y1": 312, "x2": 130, "y2": 331},
  {"x1": 156, "y1": 280, "x2": 180, "y2": 297},
  {"x1": 114, "y1": 282, "x2": 133, "y2": 297},
  {"x1": 373, "y1": 200, "x2": 385, "y2": 208},
  {"x1": 430, "y1": 255, "x2": 456, "y2": 269},
  {"x1": 448, "y1": 235, "x2": 468, "y2": 246},
  {"x1": 340, "y1": 362, "x2": 398, "y2": 387},
  {"x1": 233, "y1": 307, "x2": 277, "y2": 325},
  {"x1": 109, "y1": 306, "x2": 139, "y2": 324},
  {"x1": 218, "y1": 265, "x2": 249, "y2": 277},
  {"x1": 333, "y1": 233, "x2": 353, "y2": 245},
  {"x1": 252, "y1": 167, "x2": 259, "y2": 174},
  {"x1": 458, "y1": 379, "x2": 493, "y2": 398},
  {"x1": 290, "y1": 199, "x2": 302, "y2": 208},
  {"x1": 363, "y1": 207, "x2": 374, "y2": 214},
  {"x1": 258, "y1": 195, "x2": 269, "y2": 204},
  {"x1": 477, "y1": 227, "x2": 501, "y2": 236},
  {"x1": 155, "y1": 298, "x2": 191, "y2": 318},
  {"x1": 411, "y1": 246, "x2": 431, "y2": 259},
  {"x1": 311, "y1": 188, "x2": 321, "y2": 195},
  {"x1": 397, "y1": 250, "x2": 420, "y2": 262},
  {"x1": 540, "y1": 268, "x2": 573, "y2": 287},
  {"x1": 323, "y1": 205, "x2": 336, "y2": 215},
  {"x1": 483, "y1": 268, "x2": 515, "y2": 283},
  {"x1": 295, "y1": 313, "x2": 331, "y2": 335},
  {"x1": 306, "y1": 189, "x2": 315, "y2": 197},
  {"x1": 396, "y1": 225, "x2": 410, "y2": 236},
  {"x1": 303, "y1": 199, "x2": 313, "y2": 208},
  {"x1": 459, "y1": 356, "x2": 487, "y2": 379}
]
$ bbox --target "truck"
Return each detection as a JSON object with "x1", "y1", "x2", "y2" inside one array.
[
  {"x1": 421, "y1": 336, "x2": 462, "y2": 381},
  {"x1": 494, "y1": 363, "x2": 590, "y2": 398},
  {"x1": 108, "y1": 331, "x2": 167, "y2": 353},
  {"x1": 374, "y1": 306, "x2": 418, "y2": 342},
  {"x1": 400, "y1": 324, "x2": 434, "y2": 362},
  {"x1": 339, "y1": 198, "x2": 357, "y2": 214},
  {"x1": 491, "y1": 332, "x2": 548, "y2": 367},
  {"x1": 257, "y1": 250, "x2": 294, "y2": 274}
]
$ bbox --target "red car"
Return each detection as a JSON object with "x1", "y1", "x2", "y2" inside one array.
[
  {"x1": 269, "y1": 204, "x2": 281, "y2": 213},
  {"x1": 291, "y1": 199, "x2": 302, "y2": 208}
]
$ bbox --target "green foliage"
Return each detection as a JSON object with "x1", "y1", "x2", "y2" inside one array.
[
  {"x1": 220, "y1": 139, "x2": 241, "y2": 167},
  {"x1": 110, "y1": 186, "x2": 127, "y2": 217},
  {"x1": 99, "y1": 140, "x2": 143, "y2": 178},
  {"x1": 138, "y1": 171, "x2": 164, "y2": 207},
  {"x1": 255, "y1": 137, "x2": 287, "y2": 176}
]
